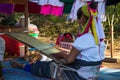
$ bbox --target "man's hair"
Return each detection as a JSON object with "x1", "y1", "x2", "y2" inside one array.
[{"x1": 77, "y1": 7, "x2": 83, "y2": 20}]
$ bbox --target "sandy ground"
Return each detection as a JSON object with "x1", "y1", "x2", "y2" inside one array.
[{"x1": 102, "y1": 49, "x2": 120, "y2": 69}]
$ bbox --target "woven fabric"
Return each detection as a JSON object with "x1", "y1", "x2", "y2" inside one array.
[{"x1": 59, "y1": 42, "x2": 73, "y2": 54}]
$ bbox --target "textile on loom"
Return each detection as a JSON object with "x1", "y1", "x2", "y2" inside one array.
[{"x1": 4, "y1": 32, "x2": 61, "y2": 63}]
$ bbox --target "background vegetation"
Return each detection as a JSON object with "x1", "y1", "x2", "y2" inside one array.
[
  {"x1": 28, "y1": 3, "x2": 120, "y2": 39},
  {"x1": 0, "y1": 3, "x2": 120, "y2": 39}
]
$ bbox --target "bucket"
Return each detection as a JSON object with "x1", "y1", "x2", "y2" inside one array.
[
  {"x1": 0, "y1": 34, "x2": 25, "y2": 56},
  {"x1": 19, "y1": 46, "x2": 25, "y2": 57},
  {"x1": 28, "y1": 33, "x2": 39, "y2": 39}
]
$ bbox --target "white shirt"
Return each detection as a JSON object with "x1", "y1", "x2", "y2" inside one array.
[{"x1": 73, "y1": 32, "x2": 105, "y2": 62}]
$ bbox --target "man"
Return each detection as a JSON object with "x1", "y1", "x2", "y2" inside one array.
[{"x1": 11, "y1": 2, "x2": 106, "y2": 80}]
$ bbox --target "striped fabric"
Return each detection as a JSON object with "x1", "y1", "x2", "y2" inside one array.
[{"x1": 58, "y1": 41, "x2": 73, "y2": 54}]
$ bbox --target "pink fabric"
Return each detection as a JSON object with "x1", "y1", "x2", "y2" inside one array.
[
  {"x1": 0, "y1": 3, "x2": 14, "y2": 15},
  {"x1": 55, "y1": 35, "x2": 64, "y2": 45},
  {"x1": 40, "y1": 5, "x2": 52, "y2": 15},
  {"x1": 51, "y1": 6, "x2": 64, "y2": 17}
]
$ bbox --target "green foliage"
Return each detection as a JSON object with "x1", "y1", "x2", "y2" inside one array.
[
  {"x1": 29, "y1": 14, "x2": 78, "y2": 38},
  {"x1": 28, "y1": 3, "x2": 120, "y2": 38},
  {"x1": 103, "y1": 3, "x2": 120, "y2": 38}
]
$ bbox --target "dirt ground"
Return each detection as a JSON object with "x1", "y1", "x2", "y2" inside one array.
[{"x1": 102, "y1": 49, "x2": 120, "y2": 69}]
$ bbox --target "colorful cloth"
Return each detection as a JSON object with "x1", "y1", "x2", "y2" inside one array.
[
  {"x1": 40, "y1": 5, "x2": 52, "y2": 15},
  {"x1": 39, "y1": 0, "x2": 64, "y2": 16},
  {"x1": 14, "y1": 4, "x2": 25, "y2": 12},
  {"x1": 69, "y1": 0, "x2": 105, "y2": 21},
  {"x1": 28, "y1": 1, "x2": 41, "y2": 14},
  {"x1": 51, "y1": 6, "x2": 64, "y2": 17},
  {"x1": 55, "y1": 33, "x2": 74, "y2": 45},
  {"x1": 60, "y1": 0, "x2": 74, "y2": 13},
  {"x1": 0, "y1": 3, "x2": 14, "y2": 15},
  {"x1": 77, "y1": 3, "x2": 105, "y2": 45}
]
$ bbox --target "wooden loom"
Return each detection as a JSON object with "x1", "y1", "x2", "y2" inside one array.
[{"x1": 5, "y1": 32, "x2": 62, "y2": 63}]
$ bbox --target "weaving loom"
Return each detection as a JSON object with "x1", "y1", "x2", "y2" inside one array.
[
  {"x1": 4, "y1": 32, "x2": 81, "y2": 79},
  {"x1": 5, "y1": 32, "x2": 61, "y2": 63}
]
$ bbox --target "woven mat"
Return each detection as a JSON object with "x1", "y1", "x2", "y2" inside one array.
[{"x1": 5, "y1": 32, "x2": 61, "y2": 63}]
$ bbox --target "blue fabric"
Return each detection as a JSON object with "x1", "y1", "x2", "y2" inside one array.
[
  {"x1": 2, "y1": 60, "x2": 50, "y2": 80},
  {"x1": 67, "y1": 59, "x2": 102, "y2": 69},
  {"x1": 2, "y1": 59, "x2": 120, "y2": 80},
  {"x1": 62, "y1": 70, "x2": 86, "y2": 80},
  {"x1": 23, "y1": 64, "x2": 31, "y2": 72},
  {"x1": 98, "y1": 68, "x2": 120, "y2": 80},
  {"x1": 30, "y1": 61, "x2": 51, "y2": 78}
]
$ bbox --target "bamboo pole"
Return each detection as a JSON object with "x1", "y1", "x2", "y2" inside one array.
[
  {"x1": 24, "y1": 0, "x2": 28, "y2": 30},
  {"x1": 110, "y1": 15, "x2": 114, "y2": 58},
  {"x1": 24, "y1": 1, "x2": 29, "y2": 54}
]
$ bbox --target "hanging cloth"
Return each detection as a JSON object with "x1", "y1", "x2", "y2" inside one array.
[
  {"x1": 69, "y1": 0, "x2": 105, "y2": 21},
  {"x1": 48, "y1": 0, "x2": 64, "y2": 16},
  {"x1": 0, "y1": 3, "x2": 14, "y2": 15},
  {"x1": 60, "y1": 0, "x2": 74, "y2": 13},
  {"x1": 28, "y1": 1, "x2": 41, "y2": 14}
]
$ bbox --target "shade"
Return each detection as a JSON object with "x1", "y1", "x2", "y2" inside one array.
[{"x1": 106, "y1": 0, "x2": 120, "y2": 6}]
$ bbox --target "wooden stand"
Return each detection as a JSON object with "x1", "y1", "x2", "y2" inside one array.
[{"x1": 0, "y1": 0, "x2": 28, "y2": 33}]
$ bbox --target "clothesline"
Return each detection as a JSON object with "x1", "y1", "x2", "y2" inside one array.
[{"x1": 0, "y1": 0, "x2": 106, "y2": 22}]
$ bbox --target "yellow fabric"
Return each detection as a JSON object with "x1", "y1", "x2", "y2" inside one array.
[
  {"x1": 81, "y1": 4, "x2": 90, "y2": 17},
  {"x1": 90, "y1": 10, "x2": 99, "y2": 45},
  {"x1": 81, "y1": 4, "x2": 99, "y2": 45}
]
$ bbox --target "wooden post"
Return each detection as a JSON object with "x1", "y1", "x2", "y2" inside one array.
[
  {"x1": 24, "y1": 0, "x2": 28, "y2": 30},
  {"x1": 110, "y1": 15, "x2": 114, "y2": 58},
  {"x1": 24, "y1": 1, "x2": 29, "y2": 54}
]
